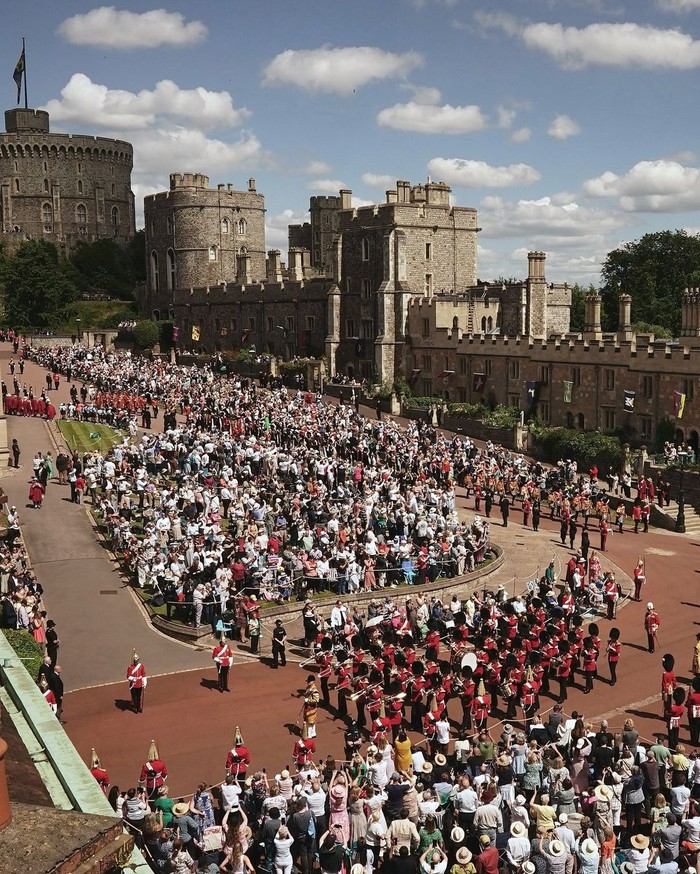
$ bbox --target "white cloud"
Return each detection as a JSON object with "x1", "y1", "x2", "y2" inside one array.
[
  {"x1": 657, "y1": 0, "x2": 700, "y2": 11},
  {"x1": 42, "y1": 74, "x2": 249, "y2": 130},
  {"x1": 307, "y1": 178, "x2": 347, "y2": 193},
  {"x1": 303, "y1": 161, "x2": 332, "y2": 175},
  {"x1": 427, "y1": 158, "x2": 540, "y2": 188},
  {"x1": 548, "y1": 114, "x2": 582, "y2": 140},
  {"x1": 362, "y1": 173, "x2": 396, "y2": 189},
  {"x1": 377, "y1": 101, "x2": 486, "y2": 134},
  {"x1": 262, "y1": 46, "x2": 422, "y2": 94},
  {"x1": 510, "y1": 127, "x2": 532, "y2": 143},
  {"x1": 58, "y1": 7, "x2": 207, "y2": 49},
  {"x1": 266, "y1": 208, "x2": 309, "y2": 253},
  {"x1": 477, "y1": 13, "x2": 700, "y2": 69},
  {"x1": 131, "y1": 128, "x2": 264, "y2": 180},
  {"x1": 352, "y1": 197, "x2": 375, "y2": 208},
  {"x1": 583, "y1": 159, "x2": 700, "y2": 211},
  {"x1": 479, "y1": 194, "x2": 627, "y2": 241},
  {"x1": 497, "y1": 107, "x2": 516, "y2": 128},
  {"x1": 406, "y1": 85, "x2": 443, "y2": 105}
]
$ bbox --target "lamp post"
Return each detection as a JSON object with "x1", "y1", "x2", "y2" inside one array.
[
  {"x1": 675, "y1": 449, "x2": 688, "y2": 533},
  {"x1": 76, "y1": 317, "x2": 82, "y2": 342}
]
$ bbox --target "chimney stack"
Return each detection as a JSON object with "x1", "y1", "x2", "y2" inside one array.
[
  {"x1": 266, "y1": 249, "x2": 282, "y2": 284},
  {"x1": 619, "y1": 293, "x2": 633, "y2": 341},
  {"x1": 583, "y1": 291, "x2": 602, "y2": 340}
]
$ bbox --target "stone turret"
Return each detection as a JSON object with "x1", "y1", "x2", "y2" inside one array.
[
  {"x1": 619, "y1": 293, "x2": 633, "y2": 342},
  {"x1": 266, "y1": 249, "x2": 282, "y2": 284},
  {"x1": 583, "y1": 291, "x2": 602, "y2": 340},
  {"x1": 681, "y1": 288, "x2": 700, "y2": 338}
]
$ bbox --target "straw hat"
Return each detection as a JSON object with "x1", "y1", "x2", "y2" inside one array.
[
  {"x1": 631, "y1": 835, "x2": 650, "y2": 850},
  {"x1": 173, "y1": 802, "x2": 190, "y2": 817},
  {"x1": 351, "y1": 866, "x2": 365, "y2": 874},
  {"x1": 451, "y1": 827, "x2": 465, "y2": 844},
  {"x1": 580, "y1": 839, "x2": 598, "y2": 858},
  {"x1": 497, "y1": 754, "x2": 511, "y2": 767},
  {"x1": 510, "y1": 821, "x2": 526, "y2": 838},
  {"x1": 522, "y1": 864, "x2": 536, "y2": 874},
  {"x1": 456, "y1": 848, "x2": 473, "y2": 865},
  {"x1": 594, "y1": 783, "x2": 613, "y2": 802},
  {"x1": 422, "y1": 762, "x2": 433, "y2": 774},
  {"x1": 549, "y1": 840, "x2": 566, "y2": 858},
  {"x1": 434, "y1": 753, "x2": 447, "y2": 767},
  {"x1": 619, "y1": 864, "x2": 636, "y2": 874}
]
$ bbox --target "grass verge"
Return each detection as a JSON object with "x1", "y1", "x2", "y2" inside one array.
[{"x1": 57, "y1": 420, "x2": 124, "y2": 455}]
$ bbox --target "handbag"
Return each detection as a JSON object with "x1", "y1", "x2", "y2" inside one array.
[{"x1": 202, "y1": 825, "x2": 224, "y2": 852}]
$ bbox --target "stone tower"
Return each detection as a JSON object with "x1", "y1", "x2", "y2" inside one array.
[{"x1": 0, "y1": 108, "x2": 134, "y2": 254}]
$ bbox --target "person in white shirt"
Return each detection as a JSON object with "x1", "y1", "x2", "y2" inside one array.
[{"x1": 506, "y1": 821, "x2": 531, "y2": 868}]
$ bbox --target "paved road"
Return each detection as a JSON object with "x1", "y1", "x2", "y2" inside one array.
[{"x1": 1, "y1": 344, "x2": 210, "y2": 691}]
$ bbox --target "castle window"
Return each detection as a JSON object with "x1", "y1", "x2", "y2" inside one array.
[
  {"x1": 604, "y1": 368, "x2": 615, "y2": 390},
  {"x1": 221, "y1": 218, "x2": 230, "y2": 234},
  {"x1": 539, "y1": 401, "x2": 550, "y2": 423},
  {"x1": 481, "y1": 317, "x2": 487, "y2": 332},
  {"x1": 267, "y1": 316, "x2": 274, "y2": 333},
  {"x1": 641, "y1": 375, "x2": 653, "y2": 398},
  {"x1": 459, "y1": 358, "x2": 468, "y2": 375},
  {"x1": 539, "y1": 364, "x2": 549, "y2": 385},
  {"x1": 14, "y1": 178, "x2": 19, "y2": 192},
  {"x1": 150, "y1": 251, "x2": 159, "y2": 292},
  {"x1": 230, "y1": 318, "x2": 238, "y2": 334},
  {"x1": 509, "y1": 394, "x2": 520, "y2": 408},
  {"x1": 150, "y1": 220, "x2": 155, "y2": 237},
  {"x1": 424, "y1": 273, "x2": 433, "y2": 297},
  {"x1": 421, "y1": 379, "x2": 433, "y2": 397},
  {"x1": 43, "y1": 179, "x2": 49, "y2": 193},
  {"x1": 111, "y1": 206, "x2": 119, "y2": 226},
  {"x1": 640, "y1": 416, "x2": 653, "y2": 439},
  {"x1": 44, "y1": 161, "x2": 49, "y2": 173},
  {"x1": 483, "y1": 359, "x2": 492, "y2": 376},
  {"x1": 286, "y1": 316, "x2": 295, "y2": 332},
  {"x1": 76, "y1": 203, "x2": 87, "y2": 224},
  {"x1": 571, "y1": 366, "x2": 581, "y2": 388},
  {"x1": 422, "y1": 355, "x2": 432, "y2": 372},
  {"x1": 77, "y1": 180, "x2": 83, "y2": 195},
  {"x1": 422, "y1": 318, "x2": 430, "y2": 337},
  {"x1": 508, "y1": 360, "x2": 520, "y2": 379},
  {"x1": 577, "y1": 413, "x2": 585, "y2": 429},
  {"x1": 167, "y1": 249, "x2": 176, "y2": 290},
  {"x1": 306, "y1": 315, "x2": 316, "y2": 332},
  {"x1": 166, "y1": 216, "x2": 173, "y2": 234},
  {"x1": 42, "y1": 202, "x2": 53, "y2": 230},
  {"x1": 603, "y1": 408, "x2": 615, "y2": 431},
  {"x1": 346, "y1": 319, "x2": 356, "y2": 339},
  {"x1": 362, "y1": 318, "x2": 375, "y2": 339},
  {"x1": 683, "y1": 378, "x2": 695, "y2": 402},
  {"x1": 209, "y1": 245, "x2": 217, "y2": 262},
  {"x1": 361, "y1": 237, "x2": 370, "y2": 261},
  {"x1": 111, "y1": 183, "x2": 115, "y2": 195},
  {"x1": 425, "y1": 242, "x2": 432, "y2": 260},
  {"x1": 248, "y1": 317, "x2": 256, "y2": 330},
  {"x1": 76, "y1": 162, "x2": 81, "y2": 174},
  {"x1": 237, "y1": 219, "x2": 246, "y2": 235},
  {"x1": 362, "y1": 279, "x2": 372, "y2": 299}
]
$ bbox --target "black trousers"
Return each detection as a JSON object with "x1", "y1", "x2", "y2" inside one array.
[
  {"x1": 217, "y1": 665, "x2": 230, "y2": 691},
  {"x1": 130, "y1": 686, "x2": 143, "y2": 712}
]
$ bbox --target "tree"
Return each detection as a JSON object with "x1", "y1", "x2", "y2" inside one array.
[
  {"x1": 69, "y1": 235, "x2": 144, "y2": 300},
  {"x1": 600, "y1": 230, "x2": 700, "y2": 335},
  {"x1": 2, "y1": 240, "x2": 78, "y2": 330},
  {"x1": 569, "y1": 284, "x2": 596, "y2": 332},
  {"x1": 132, "y1": 319, "x2": 159, "y2": 349}
]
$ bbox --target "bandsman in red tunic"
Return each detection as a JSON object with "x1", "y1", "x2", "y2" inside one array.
[
  {"x1": 225, "y1": 727, "x2": 251, "y2": 783},
  {"x1": 212, "y1": 635, "x2": 233, "y2": 693}
]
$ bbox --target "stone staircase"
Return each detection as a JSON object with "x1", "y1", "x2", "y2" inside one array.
[{"x1": 654, "y1": 500, "x2": 700, "y2": 535}]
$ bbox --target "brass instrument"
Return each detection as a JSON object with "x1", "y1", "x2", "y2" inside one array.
[{"x1": 350, "y1": 681, "x2": 381, "y2": 701}]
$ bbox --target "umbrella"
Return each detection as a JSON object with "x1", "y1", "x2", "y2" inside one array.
[{"x1": 365, "y1": 615, "x2": 385, "y2": 628}]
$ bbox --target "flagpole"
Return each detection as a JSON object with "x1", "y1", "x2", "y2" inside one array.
[{"x1": 22, "y1": 38, "x2": 27, "y2": 109}]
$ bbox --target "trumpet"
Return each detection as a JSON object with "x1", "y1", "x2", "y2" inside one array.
[{"x1": 350, "y1": 681, "x2": 382, "y2": 701}]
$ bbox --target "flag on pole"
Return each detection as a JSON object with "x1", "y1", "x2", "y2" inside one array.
[
  {"x1": 623, "y1": 389, "x2": 635, "y2": 413},
  {"x1": 472, "y1": 372, "x2": 486, "y2": 393},
  {"x1": 563, "y1": 380, "x2": 573, "y2": 404},
  {"x1": 674, "y1": 390, "x2": 686, "y2": 419},
  {"x1": 171, "y1": 326, "x2": 179, "y2": 343},
  {"x1": 525, "y1": 380, "x2": 539, "y2": 407},
  {"x1": 191, "y1": 325, "x2": 200, "y2": 341},
  {"x1": 13, "y1": 47, "x2": 24, "y2": 106}
]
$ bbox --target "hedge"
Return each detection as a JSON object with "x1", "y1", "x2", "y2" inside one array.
[
  {"x1": 531, "y1": 427, "x2": 625, "y2": 471},
  {"x1": 2, "y1": 629, "x2": 44, "y2": 680}
]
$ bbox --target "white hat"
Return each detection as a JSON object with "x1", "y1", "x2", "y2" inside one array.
[
  {"x1": 511, "y1": 821, "x2": 527, "y2": 837},
  {"x1": 647, "y1": 602, "x2": 654, "y2": 610},
  {"x1": 522, "y1": 864, "x2": 536, "y2": 874},
  {"x1": 580, "y1": 839, "x2": 598, "y2": 858},
  {"x1": 549, "y1": 840, "x2": 566, "y2": 858},
  {"x1": 558, "y1": 813, "x2": 568, "y2": 824}
]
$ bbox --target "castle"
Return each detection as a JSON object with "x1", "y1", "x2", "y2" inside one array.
[
  {"x1": 140, "y1": 176, "x2": 700, "y2": 451},
  {"x1": 0, "y1": 108, "x2": 134, "y2": 254}
]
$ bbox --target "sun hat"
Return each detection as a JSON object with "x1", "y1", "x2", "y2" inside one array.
[
  {"x1": 619, "y1": 864, "x2": 636, "y2": 874},
  {"x1": 434, "y1": 753, "x2": 447, "y2": 766},
  {"x1": 511, "y1": 821, "x2": 526, "y2": 837},
  {"x1": 580, "y1": 839, "x2": 598, "y2": 858},
  {"x1": 451, "y1": 826, "x2": 465, "y2": 843},
  {"x1": 522, "y1": 864, "x2": 536, "y2": 874},
  {"x1": 594, "y1": 784, "x2": 613, "y2": 802},
  {"x1": 631, "y1": 835, "x2": 650, "y2": 850},
  {"x1": 558, "y1": 813, "x2": 568, "y2": 824},
  {"x1": 515, "y1": 794, "x2": 526, "y2": 805},
  {"x1": 549, "y1": 840, "x2": 566, "y2": 858},
  {"x1": 456, "y1": 848, "x2": 472, "y2": 865},
  {"x1": 422, "y1": 762, "x2": 434, "y2": 774},
  {"x1": 173, "y1": 802, "x2": 190, "y2": 817}
]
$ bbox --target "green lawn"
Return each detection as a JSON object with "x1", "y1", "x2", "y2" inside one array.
[
  {"x1": 58, "y1": 420, "x2": 124, "y2": 455},
  {"x1": 56, "y1": 299, "x2": 137, "y2": 333}
]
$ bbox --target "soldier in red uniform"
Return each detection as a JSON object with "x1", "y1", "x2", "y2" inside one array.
[
  {"x1": 582, "y1": 637, "x2": 598, "y2": 694},
  {"x1": 645, "y1": 603, "x2": 661, "y2": 653},
  {"x1": 126, "y1": 649, "x2": 147, "y2": 713},
  {"x1": 666, "y1": 687, "x2": 686, "y2": 750},
  {"x1": 225, "y1": 728, "x2": 251, "y2": 783},
  {"x1": 687, "y1": 676, "x2": 700, "y2": 746},
  {"x1": 212, "y1": 635, "x2": 233, "y2": 692},
  {"x1": 661, "y1": 654, "x2": 678, "y2": 715},
  {"x1": 293, "y1": 729, "x2": 317, "y2": 769},
  {"x1": 606, "y1": 627, "x2": 621, "y2": 686},
  {"x1": 89, "y1": 748, "x2": 110, "y2": 794},
  {"x1": 138, "y1": 739, "x2": 168, "y2": 800},
  {"x1": 556, "y1": 640, "x2": 572, "y2": 703},
  {"x1": 472, "y1": 679, "x2": 490, "y2": 731},
  {"x1": 335, "y1": 656, "x2": 352, "y2": 717}
]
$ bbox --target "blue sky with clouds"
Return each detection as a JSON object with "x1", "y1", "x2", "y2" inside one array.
[{"x1": 4, "y1": 0, "x2": 700, "y2": 285}]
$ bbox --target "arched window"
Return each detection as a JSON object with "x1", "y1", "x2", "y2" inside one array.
[
  {"x1": 452, "y1": 316, "x2": 459, "y2": 330},
  {"x1": 43, "y1": 178, "x2": 49, "y2": 193},
  {"x1": 42, "y1": 202, "x2": 53, "y2": 229},
  {"x1": 76, "y1": 203, "x2": 87, "y2": 224},
  {"x1": 166, "y1": 216, "x2": 173, "y2": 234},
  {"x1": 167, "y1": 249, "x2": 176, "y2": 289},
  {"x1": 361, "y1": 237, "x2": 370, "y2": 261},
  {"x1": 221, "y1": 218, "x2": 230, "y2": 234},
  {"x1": 487, "y1": 316, "x2": 493, "y2": 331},
  {"x1": 237, "y1": 218, "x2": 246, "y2": 235},
  {"x1": 111, "y1": 206, "x2": 119, "y2": 226},
  {"x1": 566, "y1": 412, "x2": 574, "y2": 429},
  {"x1": 209, "y1": 245, "x2": 217, "y2": 262},
  {"x1": 150, "y1": 250, "x2": 159, "y2": 291},
  {"x1": 577, "y1": 413, "x2": 585, "y2": 430},
  {"x1": 481, "y1": 316, "x2": 487, "y2": 332},
  {"x1": 111, "y1": 183, "x2": 115, "y2": 195},
  {"x1": 77, "y1": 180, "x2": 83, "y2": 194}
]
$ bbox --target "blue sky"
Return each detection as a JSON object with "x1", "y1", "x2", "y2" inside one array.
[{"x1": 5, "y1": 0, "x2": 700, "y2": 285}]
